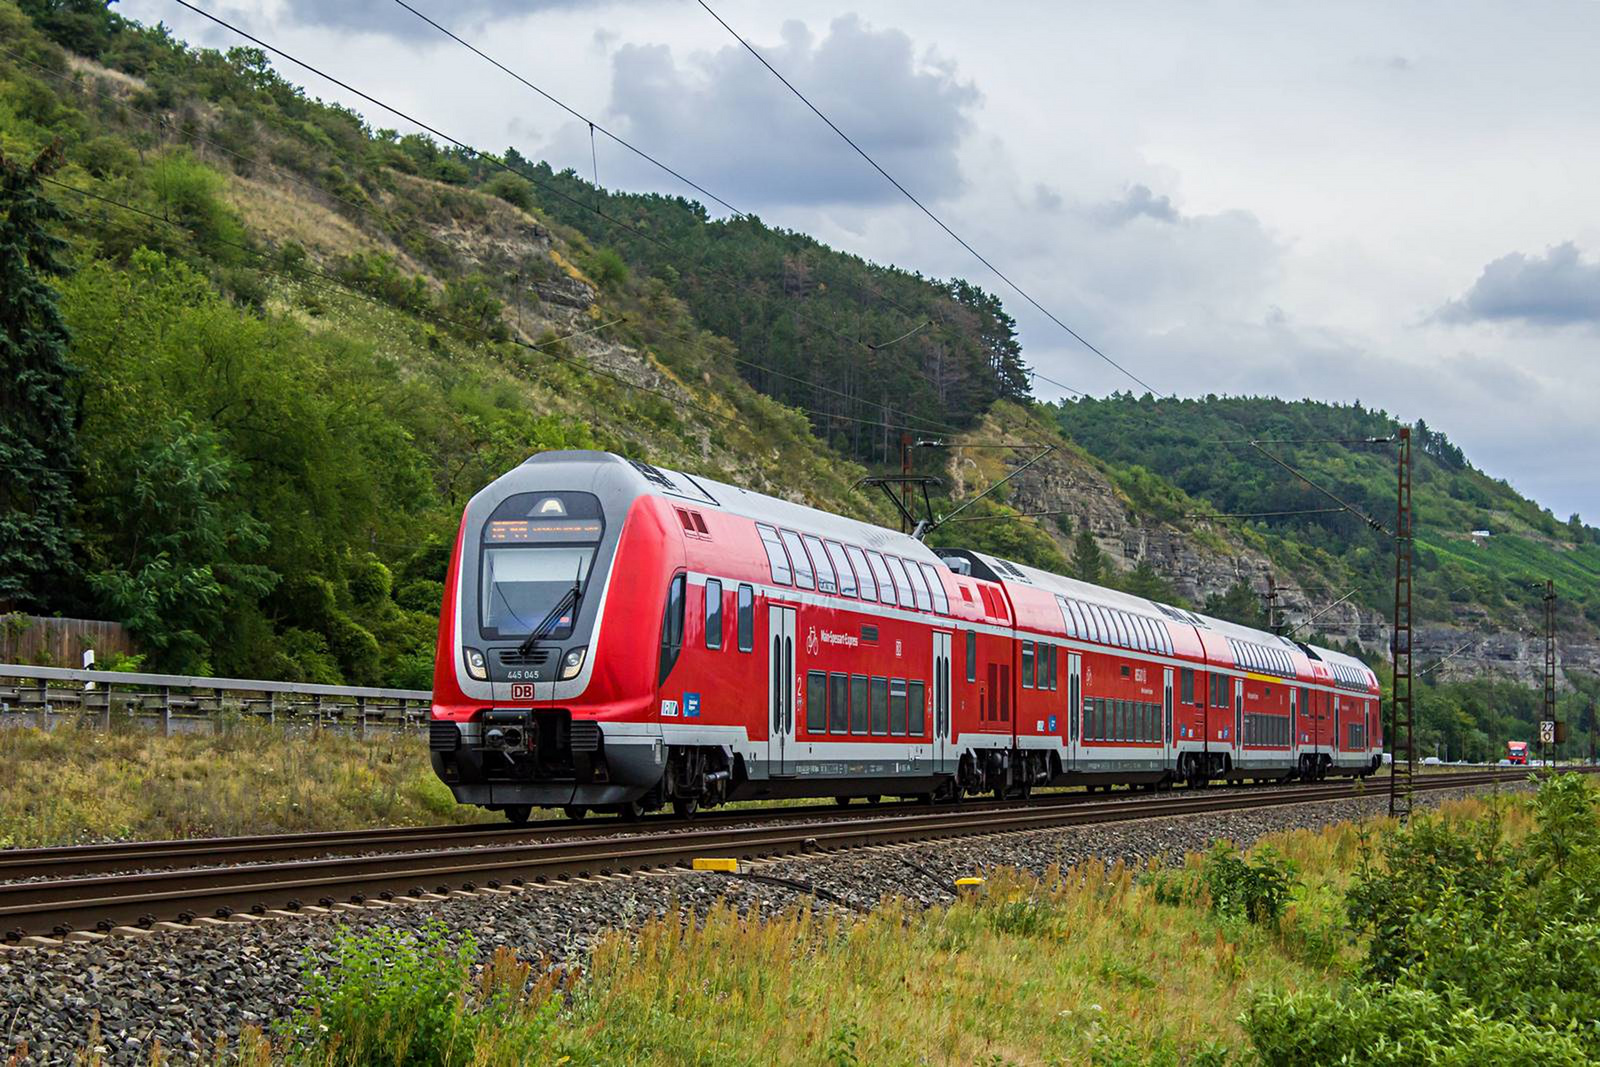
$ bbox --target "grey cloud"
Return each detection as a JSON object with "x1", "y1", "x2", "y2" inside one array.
[
  {"x1": 276, "y1": 0, "x2": 595, "y2": 38},
  {"x1": 1439, "y1": 242, "x2": 1600, "y2": 326},
  {"x1": 1095, "y1": 184, "x2": 1179, "y2": 226},
  {"x1": 545, "y1": 15, "x2": 979, "y2": 208}
]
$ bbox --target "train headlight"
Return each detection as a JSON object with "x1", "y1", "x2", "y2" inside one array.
[
  {"x1": 464, "y1": 647, "x2": 488, "y2": 681},
  {"x1": 559, "y1": 646, "x2": 587, "y2": 680}
]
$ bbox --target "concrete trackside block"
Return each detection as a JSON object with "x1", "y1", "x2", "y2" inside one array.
[{"x1": 692, "y1": 858, "x2": 741, "y2": 872}]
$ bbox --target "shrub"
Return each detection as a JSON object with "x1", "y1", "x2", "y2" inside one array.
[
  {"x1": 1244, "y1": 984, "x2": 1590, "y2": 1066},
  {"x1": 291, "y1": 922, "x2": 561, "y2": 1065},
  {"x1": 1201, "y1": 843, "x2": 1295, "y2": 925}
]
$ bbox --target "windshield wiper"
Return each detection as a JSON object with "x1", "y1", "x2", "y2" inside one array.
[{"x1": 516, "y1": 563, "x2": 586, "y2": 659}]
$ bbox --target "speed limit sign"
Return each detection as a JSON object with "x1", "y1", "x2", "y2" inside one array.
[{"x1": 1540, "y1": 720, "x2": 1556, "y2": 744}]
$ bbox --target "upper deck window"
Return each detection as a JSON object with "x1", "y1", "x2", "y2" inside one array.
[
  {"x1": 845, "y1": 545, "x2": 877, "y2": 601},
  {"x1": 779, "y1": 529, "x2": 814, "y2": 589},
  {"x1": 904, "y1": 559, "x2": 933, "y2": 612},
  {"x1": 824, "y1": 541, "x2": 857, "y2": 597},
  {"x1": 756, "y1": 524, "x2": 792, "y2": 585},
  {"x1": 804, "y1": 534, "x2": 837, "y2": 594},
  {"x1": 920, "y1": 563, "x2": 950, "y2": 614},
  {"x1": 865, "y1": 551, "x2": 896, "y2": 606},
  {"x1": 883, "y1": 555, "x2": 917, "y2": 609}
]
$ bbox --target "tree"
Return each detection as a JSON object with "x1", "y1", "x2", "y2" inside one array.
[
  {"x1": 0, "y1": 143, "x2": 78, "y2": 611},
  {"x1": 1205, "y1": 580, "x2": 1268, "y2": 629},
  {"x1": 1069, "y1": 528, "x2": 1107, "y2": 585},
  {"x1": 1121, "y1": 559, "x2": 1176, "y2": 603}
]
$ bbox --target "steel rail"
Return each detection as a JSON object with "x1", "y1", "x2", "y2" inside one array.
[
  {"x1": 0, "y1": 772, "x2": 1452, "y2": 879},
  {"x1": 0, "y1": 769, "x2": 1554, "y2": 940}
]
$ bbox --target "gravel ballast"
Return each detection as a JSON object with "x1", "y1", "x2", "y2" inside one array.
[{"x1": 0, "y1": 783, "x2": 1526, "y2": 1064}]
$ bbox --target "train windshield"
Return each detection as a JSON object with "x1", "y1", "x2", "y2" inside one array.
[{"x1": 478, "y1": 491, "x2": 605, "y2": 640}]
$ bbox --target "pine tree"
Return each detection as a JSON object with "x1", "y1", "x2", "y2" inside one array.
[
  {"x1": 1121, "y1": 559, "x2": 1175, "y2": 603},
  {"x1": 0, "y1": 143, "x2": 78, "y2": 611},
  {"x1": 1204, "y1": 581, "x2": 1268, "y2": 629},
  {"x1": 1069, "y1": 527, "x2": 1106, "y2": 585}
]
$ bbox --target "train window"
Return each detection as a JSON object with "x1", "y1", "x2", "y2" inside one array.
[
  {"x1": 1128, "y1": 616, "x2": 1146, "y2": 651},
  {"x1": 865, "y1": 551, "x2": 896, "y2": 606},
  {"x1": 1211, "y1": 673, "x2": 1227, "y2": 708},
  {"x1": 1096, "y1": 698, "x2": 1108, "y2": 741},
  {"x1": 658, "y1": 573, "x2": 686, "y2": 686},
  {"x1": 803, "y1": 534, "x2": 837, "y2": 594},
  {"x1": 1021, "y1": 641, "x2": 1035, "y2": 688},
  {"x1": 871, "y1": 677, "x2": 889, "y2": 735},
  {"x1": 966, "y1": 631, "x2": 977, "y2": 682},
  {"x1": 850, "y1": 675, "x2": 869, "y2": 734},
  {"x1": 1089, "y1": 604, "x2": 1110, "y2": 644},
  {"x1": 737, "y1": 584, "x2": 754, "y2": 651},
  {"x1": 824, "y1": 541, "x2": 857, "y2": 598},
  {"x1": 1055, "y1": 595, "x2": 1076, "y2": 637},
  {"x1": 1115, "y1": 612, "x2": 1134, "y2": 649},
  {"x1": 829, "y1": 672, "x2": 849, "y2": 733},
  {"x1": 779, "y1": 529, "x2": 814, "y2": 589},
  {"x1": 704, "y1": 579, "x2": 723, "y2": 650},
  {"x1": 1044, "y1": 645, "x2": 1056, "y2": 690},
  {"x1": 806, "y1": 671, "x2": 827, "y2": 733},
  {"x1": 909, "y1": 680, "x2": 926, "y2": 735},
  {"x1": 889, "y1": 679, "x2": 908, "y2": 735},
  {"x1": 920, "y1": 563, "x2": 950, "y2": 614},
  {"x1": 845, "y1": 545, "x2": 877, "y2": 602},
  {"x1": 904, "y1": 560, "x2": 934, "y2": 611},
  {"x1": 884, "y1": 556, "x2": 917, "y2": 609},
  {"x1": 1181, "y1": 668, "x2": 1194, "y2": 705},
  {"x1": 756, "y1": 524, "x2": 791, "y2": 585},
  {"x1": 1071, "y1": 601, "x2": 1090, "y2": 641}
]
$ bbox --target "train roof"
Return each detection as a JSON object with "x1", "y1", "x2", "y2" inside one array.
[{"x1": 516, "y1": 452, "x2": 1380, "y2": 693}]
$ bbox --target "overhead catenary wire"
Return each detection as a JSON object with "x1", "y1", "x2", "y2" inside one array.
[
  {"x1": 388, "y1": 0, "x2": 747, "y2": 219},
  {"x1": 169, "y1": 0, "x2": 676, "y2": 255},
  {"x1": 694, "y1": 0, "x2": 1165, "y2": 399}
]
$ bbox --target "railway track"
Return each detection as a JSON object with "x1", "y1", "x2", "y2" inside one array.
[
  {"x1": 0, "y1": 768, "x2": 1552, "y2": 942},
  {"x1": 0, "y1": 776, "x2": 1383, "y2": 881}
]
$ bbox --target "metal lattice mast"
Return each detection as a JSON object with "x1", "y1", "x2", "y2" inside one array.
[
  {"x1": 1389, "y1": 427, "x2": 1414, "y2": 819},
  {"x1": 1545, "y1": 579, "x2": 1557, "y2": 767}
]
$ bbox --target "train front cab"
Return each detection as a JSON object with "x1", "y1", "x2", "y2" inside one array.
[{"x1": 428, "y1": 452, "x2": 687, "y2": 819}]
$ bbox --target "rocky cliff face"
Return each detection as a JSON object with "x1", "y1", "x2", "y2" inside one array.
[{"x1": 955, "y1": 410, "x2": 1599, "y2": 688}]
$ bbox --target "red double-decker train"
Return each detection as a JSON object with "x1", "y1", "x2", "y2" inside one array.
[{"x1": 428, "y1": 451, "x2": 1383, "y2": 821}]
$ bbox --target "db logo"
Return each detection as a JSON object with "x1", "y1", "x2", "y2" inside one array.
[{"x1": 806, "y1": 626, "x2": 819, "y2": 655}]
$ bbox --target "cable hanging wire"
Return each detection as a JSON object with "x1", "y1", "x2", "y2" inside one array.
[
  {"x1": 1248, "y1": 440, "x2": 1391, "y2": 534},
  {"x1": 694, "y1": 0, "x2": 1165, "y2": 399},
  {"x1": 170, "y1": 0, "x2": 676, "y2": 255},
  {"x1": 389, "y1": 0, "x2": 747, "y2": 219}
]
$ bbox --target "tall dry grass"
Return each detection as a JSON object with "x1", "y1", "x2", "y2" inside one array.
[{"x1": 0, "y1": 719, "x2": 497, "y2": 847}]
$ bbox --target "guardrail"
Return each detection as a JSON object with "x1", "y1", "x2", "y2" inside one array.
[{"x1": 0, "y1": 663, "x2": 431, "y2": 735}]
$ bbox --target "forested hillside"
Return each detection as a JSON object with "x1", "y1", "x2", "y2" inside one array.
[
  {"x1": 3, "y1": 0, "x2": 1596, "y2": 753},
  {"x1": 1053, "y1": 395, "x2": 1600, "y2": 642}
]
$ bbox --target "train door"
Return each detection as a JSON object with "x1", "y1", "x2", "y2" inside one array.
[
  {"x1": 767, "y1": 605, "x2": 796, "y2": 776},
  {"x1": 1290, "y1": 688, "x2": 1299, "y2": 762},
  {"x1": 1163, "y1": 667, "x2": 1174, "y2": 770},
  {"x1": 933, "y1": 631, "x2": 951, "y2": 769},
  {"x1": 1333, "y1": 694, "x2": 1341, "y2": 766},
  {"x1": 1068, "y1": 652, "x2": 1082, "y2": 772},
  {"x1": 1234, "y1": 677, "x2": 1245, "y2": 763}
]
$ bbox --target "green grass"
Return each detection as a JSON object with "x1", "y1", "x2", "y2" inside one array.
[{"x1": 0, "y1": 719, "x2": 497, "y2": 847}]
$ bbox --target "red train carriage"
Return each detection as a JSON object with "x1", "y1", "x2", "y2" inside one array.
[{"x1": 429, "y1": 451, "x2": 1383, "y2": 821}]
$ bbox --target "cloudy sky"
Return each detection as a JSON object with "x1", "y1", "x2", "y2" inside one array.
[{"x1": 123, "y1": 0, "x2": 1600, "y2": 522}]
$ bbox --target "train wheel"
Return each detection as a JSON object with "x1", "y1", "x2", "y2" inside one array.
[
  {"x1": 618, "y1": 799, "x2": 645, "y2": 821},
  {"x1": 672, "y1": 797, "x2": 700, "y2": 819},
  {"x1": 503, "y1": 805, "x2": 532, "y2": 825},
  {"x1": 563, "y1": 805, "x2": 587, "y2": 821},
  {"x1": 835, "y1": 796, "x2": 851, "y2": 807},
  {"x1": 866, "y1": 795, "x2": 881, "y2": 806}
]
